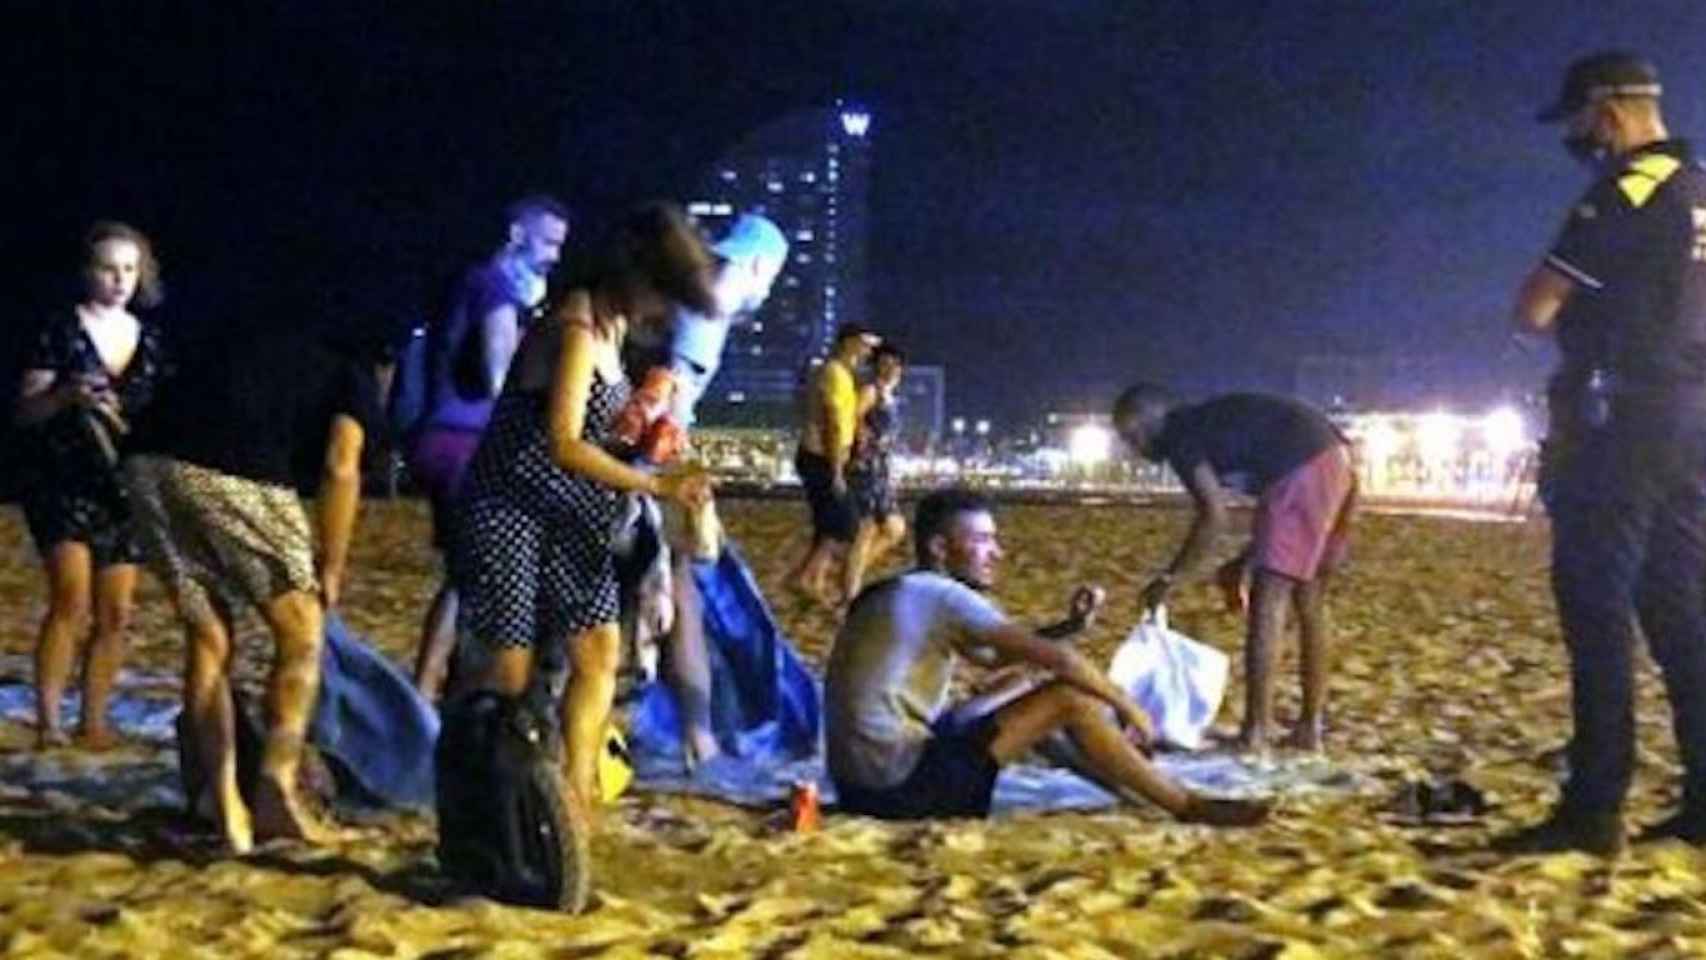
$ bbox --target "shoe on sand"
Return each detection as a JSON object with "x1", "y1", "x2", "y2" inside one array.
[{"x1": 1491, "y1": 807, "x2": 1622, "y2": 857}]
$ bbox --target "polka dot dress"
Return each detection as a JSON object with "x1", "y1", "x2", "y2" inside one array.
[{"x1": 453, "y1": 370, "x2": 631, "y2": 650}]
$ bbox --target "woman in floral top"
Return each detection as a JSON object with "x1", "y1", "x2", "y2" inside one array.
[{"x1": 13, "y1": 222, "x2": 169, "y2": 749}]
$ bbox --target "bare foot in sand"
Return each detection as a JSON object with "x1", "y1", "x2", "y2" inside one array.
[
  {"x1": 191, "y1": 785, "x2": 254, "y2": 854},
  {"x1": 35, "y1": 728, "x2": 70, "y2": 751},
  {"x1": 221, "y1": 799, "x2": 255, "y2": 855},
  {"x1": 1233, "y1": 725, "x2": 1273, "y2": 757},
  {"x1": 684, "y1": 730, "x2": 722, "y2": 774},
  {"x1": 1281, "y1": 724, "x2": 1324, "y2": 753},
  {"x1": 1178, "y1": 794, "x2": 1272, "y2": 827},
  {"x1": 75, "y1": 726, "x2": 122, "y2": 752},
  {"x1": 786, "y1": 577, "x2": 838, "y2": 611},
  {"x1": 250, "y1": 775, "x2": 338, "y2": 846}
]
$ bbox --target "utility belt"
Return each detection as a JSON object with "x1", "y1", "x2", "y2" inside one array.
[
  {"x1": 1550, "y1": 368, "x2": 1706, "y2": 431},
  {"x1": 1544, "y1": 368, "x2": 1706, "y2": 484}
]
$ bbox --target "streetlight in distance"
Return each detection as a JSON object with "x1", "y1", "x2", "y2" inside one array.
[
  {"x1": 1482, "y1": 407, "x2": 1527, "y2": 458},
  {"x1": 1068, "y1": 423, "x2": 1113, "y2": 465}
]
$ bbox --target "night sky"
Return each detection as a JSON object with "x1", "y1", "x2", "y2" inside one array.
[{"x1": 8, "y1": 2, "x2": 1706, "y2": 427}]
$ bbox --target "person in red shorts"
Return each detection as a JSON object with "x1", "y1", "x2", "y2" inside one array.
[{"x1": 1114, "y1": 385, "x2": 1357, "y2": 754}]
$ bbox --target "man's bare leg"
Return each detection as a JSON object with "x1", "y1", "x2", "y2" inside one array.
[
  {"x1": 413, "y1": 582, "x2": 459, "y2": 700},
  {"x1": 840, "y1": 519, "x2": 878, "y2": 608},
  {"x1": 478, "y1": 644, "x2": 533, "y2": 697},
  {"x1": 78, "y1": 562, "x2": 137, "y2": 750},
  {"x1": 787, "y1": 538, "x2": 841, "y2": 607},
  {"x1": 983, "y1": 682, "x2": 1266, "y2": 824},
  {"x1": 870, "y1": 513, "x2": 907, "y2": 567},
  {"x1": 1283, "y1": 575, "x2": 1331, "y2": 751},
  {"x1": 665, "y1": 566, "x2": 719, "y2": 766},
  {"x1": 34, "y1": 542, "x2": 92, "y2": 749},
  {"x1": 183, "y1": 608, "x2": 250, "y2": 853},
  {"x1": 1237, "y1": 570, "x2": 1295, "y2": 752},
  {"x1": 251, "y1": 590, "x2": 333, "y2": 844}
]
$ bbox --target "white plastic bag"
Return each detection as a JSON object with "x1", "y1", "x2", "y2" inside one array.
[{"x1": 1106, "y1": 605, "x2": 1229, "y2": 750}]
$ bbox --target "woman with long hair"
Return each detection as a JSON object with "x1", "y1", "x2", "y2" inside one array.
[
  {"x1": 451, "y1": 202, "x2": 715, "y2": 820},
  {"x1": 14, "y1": 222, "x2": 169, "y2": 749},
  {"x1": 841, "y1": 342, "x2": 909, "y2": 605}
]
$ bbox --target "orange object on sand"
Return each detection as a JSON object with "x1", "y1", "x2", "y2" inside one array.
[{"x1": 789, "y1": 781, "x2": 821, "y2": 832}]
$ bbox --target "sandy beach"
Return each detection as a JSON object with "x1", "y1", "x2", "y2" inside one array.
[{"x1": 0, "y1": 497, "x2": 1703, "y2": 958}]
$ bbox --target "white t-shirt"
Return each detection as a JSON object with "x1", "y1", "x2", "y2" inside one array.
[
  {"x1": 623, "y1": 305, "x2": 729, "y2": 428},
  {"x1": 824, "y1": 570, "x2": 1008, "y2": 789}
]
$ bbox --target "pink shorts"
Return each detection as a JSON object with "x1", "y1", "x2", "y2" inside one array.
[{"x1": 1251, "y1": 445, "x2": 1355, "y2": 582}]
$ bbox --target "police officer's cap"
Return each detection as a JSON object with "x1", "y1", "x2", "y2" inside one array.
[{"x1": 1537, "y1": 51, "x2": 1662, "y2": 123}]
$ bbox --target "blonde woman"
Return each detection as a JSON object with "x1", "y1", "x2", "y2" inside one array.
[{"x1": 15, "y1": 222, "x2": 168, "y2": 750}]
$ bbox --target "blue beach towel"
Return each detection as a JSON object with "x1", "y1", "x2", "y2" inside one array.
[
  {"x1": 309, "y1": 614, "x2": 440, "y2": 809},
  {"x1": 628, "y1": 544, "x2": 820, "y2": 765}
]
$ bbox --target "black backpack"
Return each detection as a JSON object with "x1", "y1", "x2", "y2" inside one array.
[
  {"x1": 434, "y1": 687, "x2": 591, "y2": 912},
  {"x1": 384, "y1": 322, "x2": 432, "y2": 445}
]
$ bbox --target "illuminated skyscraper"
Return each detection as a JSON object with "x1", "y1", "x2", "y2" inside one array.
[{"x1": 687, "y1": 100, "x2": 872, "y2": 427}]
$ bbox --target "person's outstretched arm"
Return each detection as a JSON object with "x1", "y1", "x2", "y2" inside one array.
[
  {"x1": 1141, "y1": 461, "x2": 1227, "y2": 610},
  {"x1": 316, "y1": 414, "x2": 364, "y2": 609}
]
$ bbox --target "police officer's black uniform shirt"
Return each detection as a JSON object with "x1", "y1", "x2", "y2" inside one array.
[
  {"x1": 1152, "y1": 393, "x2": 1345, "y2": 497},
  {"x1": 1546, "y1": 140, "x2": 1706, "y2": 397}
]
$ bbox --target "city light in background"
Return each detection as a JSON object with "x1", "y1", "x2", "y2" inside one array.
[
  {"x1": 1415, "y1": 412, "x2": 1460, "y2": 464},
  {"x1": 1068, "y1": 423, "x2": 1114, "y2": 465},
  {"x1": 1482, "y1": 407, "x2": 1527, "y2": 457},
  {"x1": 688, "y1": 404, "x2": 1539, "y2": 514}
]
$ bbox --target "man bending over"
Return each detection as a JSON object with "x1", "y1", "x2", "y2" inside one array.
[
  {"x1": 824, "y1": 487, "x2": 1270, "y2": 824},
  {"x1": 1114, "y1": 384, "x2": 1356, "y2": 753}
]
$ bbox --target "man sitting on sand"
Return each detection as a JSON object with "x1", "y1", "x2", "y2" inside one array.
[{"x1": 823, "y1": 488, "x2": 1270, "y2": 825}]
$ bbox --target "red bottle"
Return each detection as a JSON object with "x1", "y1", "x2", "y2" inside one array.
[
  {"x1": 789, "y1": 781, "x2": 821, "y2": 833},
  {"x1": 640, "y1": 415, "x2": 686, "y2": 465},
  {"x1": 612, "y1": 367, "x2": 676, "y2": 449}
]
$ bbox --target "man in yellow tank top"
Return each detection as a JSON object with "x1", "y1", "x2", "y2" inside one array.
[{"x1": 787, "y1": 323, "x2": 880, "y2": 605}]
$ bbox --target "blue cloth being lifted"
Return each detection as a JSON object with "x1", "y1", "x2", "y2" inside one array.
[
  {"x1": 310, "y1": 613, "x2": 440, "y2": 809},
  {"x1": 627, "y1": 544, "x2": 821, "y2": 766}
]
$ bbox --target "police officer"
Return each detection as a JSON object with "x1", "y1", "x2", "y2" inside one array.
[{"x1": 1500, "y1": 51, "x2": 1706, "y2": 855}]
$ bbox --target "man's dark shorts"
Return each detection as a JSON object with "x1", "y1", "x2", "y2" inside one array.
[
  {"x1": 834, "y1": 714, "x2": 1001, "y2": 819},
  {"x1": 795, "y1": 447, "x2": 857, "y2": 543}
]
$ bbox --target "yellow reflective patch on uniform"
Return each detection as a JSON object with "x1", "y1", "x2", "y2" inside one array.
[
  {"x1": 1618, "y1": 154, "x2": 1682, "y2": 208},
  {"x1": 1630, "y1": 153, "x2": 1682, "y2": 181}
]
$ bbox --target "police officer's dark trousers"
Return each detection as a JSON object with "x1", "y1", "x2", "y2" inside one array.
[{"x1": 1546, "y1": 404, "x2": 1706, "y2": 816}]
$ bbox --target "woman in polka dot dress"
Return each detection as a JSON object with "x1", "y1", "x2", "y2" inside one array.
[
  {"x1": 14, "y1": 222, "x2": 170, "y2": 750},
  {"x1": 452, "y1": 203, "x2": 716, "y2": 816}
]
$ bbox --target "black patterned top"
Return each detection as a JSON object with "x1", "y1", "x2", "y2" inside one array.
[{"x1": 20, "y1": 308, "x2": 169, "y2": 488}]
